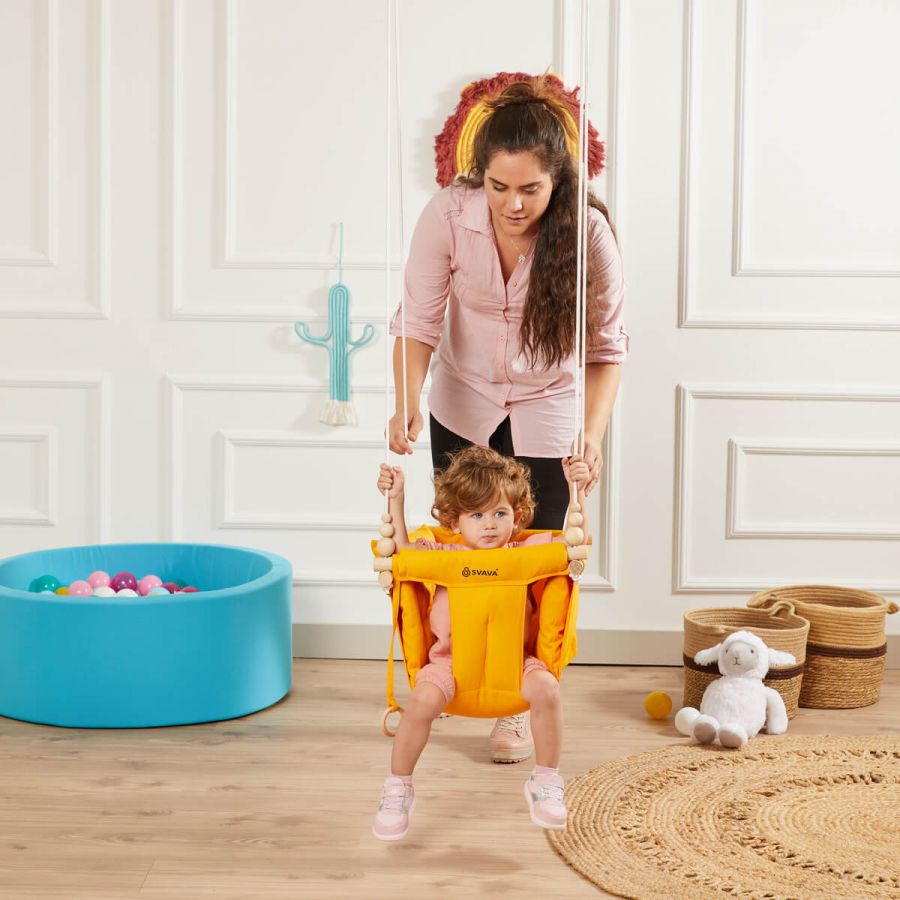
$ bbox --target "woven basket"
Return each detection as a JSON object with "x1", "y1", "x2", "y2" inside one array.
[
  {"x1": 683, "y1": 601, "x2": 809, "y2": 719},
  {"x1": 748, "y1": 585, "x2": 898, "y2": 709}
]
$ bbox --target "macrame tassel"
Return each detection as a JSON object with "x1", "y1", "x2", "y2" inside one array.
[{"x1": 320, "y1": 400, "x2": 358, "y2": 426}]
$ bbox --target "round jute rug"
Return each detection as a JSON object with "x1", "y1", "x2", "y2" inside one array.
[{"x1": 548, "y1": 735, "x2": 899, "y2": 899}]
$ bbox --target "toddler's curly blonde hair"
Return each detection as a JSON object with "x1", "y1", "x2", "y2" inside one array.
[{"x1": 431, "y1": 445, "x2": 535, "y2": 530}]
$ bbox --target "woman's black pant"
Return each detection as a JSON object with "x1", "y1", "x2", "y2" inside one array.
[{"x1": 429, "y1": 414, "x2": 569, "y2": 531}]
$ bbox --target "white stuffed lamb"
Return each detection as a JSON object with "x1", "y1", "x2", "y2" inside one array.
[{"x1": 675, "y1": 630, "x2": 795, "y2": 749}]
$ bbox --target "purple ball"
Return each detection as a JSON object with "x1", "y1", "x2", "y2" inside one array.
[{"x1": 109, "y1": 571, "x2": 138, "y2": 592}]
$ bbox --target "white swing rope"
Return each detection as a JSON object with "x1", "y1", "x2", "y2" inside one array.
[{"x1": 377, "y1": 0, "x2": 590, "y2": 588}]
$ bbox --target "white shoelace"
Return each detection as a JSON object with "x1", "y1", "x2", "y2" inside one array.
[
  {"x1": 495, "y1": 713, "x2": 528, "y2": 737},
  {"x1": 535, "y1": 780, "x2": 565, "y2": 804},
  {"x1": 380, "y1": 781, "x2": 412, "y2": 811}
]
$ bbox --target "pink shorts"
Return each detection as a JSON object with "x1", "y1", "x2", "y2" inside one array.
[{"x1": 415, "y1": 655, "x2": 550, "y2": 705}]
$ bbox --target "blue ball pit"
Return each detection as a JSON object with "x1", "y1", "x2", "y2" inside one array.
[{"x1": 0, "y1": 543, "x2": 293, "y2": 728}]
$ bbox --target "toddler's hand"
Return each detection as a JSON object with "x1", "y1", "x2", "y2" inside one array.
[
  {"x1": 562, "y1": 455, "x2": 590, "y2": 489},
  {"x1": 377, "y1": 464, "x2": 405, "y2": 498}
]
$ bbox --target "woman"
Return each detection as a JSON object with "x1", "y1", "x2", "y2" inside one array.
[{"x1": 387, "y1": 76, "x2": 628, "y2": 763}]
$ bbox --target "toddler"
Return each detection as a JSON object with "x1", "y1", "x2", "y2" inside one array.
[{"x1": 372, "y1": 445, "x2": 589, "y2": 840}]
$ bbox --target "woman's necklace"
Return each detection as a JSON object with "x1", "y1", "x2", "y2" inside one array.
[{"x1": 501, "y1": 230, "x2": 533, "y2": 265}]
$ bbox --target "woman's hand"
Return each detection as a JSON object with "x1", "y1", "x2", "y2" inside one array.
[
  {"x1": 582, "y1": 437, "x2": 604, "y2": 495},
  {"x1": 565, "y1": 436, "x2": 603, "y2": 495},
  {"x1": 387, "y1": 410, "x2": 424, "y2": 455},
  {"x1": 562, "y1": 455, "x2": 590, "y2": 490},
  {"x1": 377, "y1": 464, "x2": 405, "y2": 498}
]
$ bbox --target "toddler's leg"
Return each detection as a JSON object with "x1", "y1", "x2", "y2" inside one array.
[
  {"x1": 390, "y1": 681, "x2": 448, "y2": 775},
  {"x1": 373, "y1": 681, "x2": 447, "y2": 842},
  {"x1": 520, "y1": 667, "x2": 566, "y2": 831},
  {"x1": 521, "y1": 667, "x2": 562, "y2": 768}
]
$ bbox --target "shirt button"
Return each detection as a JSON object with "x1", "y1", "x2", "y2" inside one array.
[{"x1": 499, "y1": 335, "x2": 505, "y2": 342}]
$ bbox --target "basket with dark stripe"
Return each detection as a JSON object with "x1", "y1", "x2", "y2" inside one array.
[
  {"x1": 748, "y1": 586, "x2": 898, "y2": 709},
  {"x1": 683, "y1": 602, "x2": 809, "y2": 718}
]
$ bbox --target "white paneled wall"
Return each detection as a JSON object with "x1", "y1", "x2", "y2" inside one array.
[{"x1": 0, "y1": 0, "x2": 897, "y2": 663}]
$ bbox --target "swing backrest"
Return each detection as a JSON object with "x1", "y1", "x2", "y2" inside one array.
[{"x1": 378, "y1": 527, "x2": 580, "y2": 718}]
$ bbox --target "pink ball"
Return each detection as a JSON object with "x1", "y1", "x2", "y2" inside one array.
[
  {"x1": 87, "y1": 570, "x2": 111, "y2": 589},
  {"x1": 182, "y1": 586, "x2": 199, "y2": 593},
  {"x1": 68, "y1": 580, "x2": 94, "y2": 597},
  {"x1": 138, "y1": 574, "x2": 163, "y2": 596},
  {"x1": 109, "y1": 571, "x2": 137, "y2": 592}
]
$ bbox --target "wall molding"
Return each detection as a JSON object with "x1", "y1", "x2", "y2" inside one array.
[
  {"x1": 0, "y1": 374, "x2": 110, "y2": 541},
  {"x1": 727, "y1": 437, "x2": 900, "y2": 540},
  {"x1": 675, "y1": 383, "x2": 900, "y2": 593},
  {"x1": 678, "y1": 0, "x2": 900, "y2": 330},
  {"x1": 0, "y1": 0, "x2": 110, "y2": 319},
  {"x1": 0, "y1": 427, "x2": 58, "y2": 525},
  {"x1": 168, "y1": 0, "x2": 401, "y2": 322},
  {"x1": 218, "y1": 429, "x2": 432, "y2": 530},
  {"x1": 291, "y1": 623, "x2": 900, "y2": 668}
]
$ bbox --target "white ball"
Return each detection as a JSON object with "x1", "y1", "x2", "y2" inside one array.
[
  {"x1": 116, "y1": 588, "x2": 138, "y2": 597},
  {"x1": 93, "y1": 586, "x2": 116, "y2": 597},
  {"x1": 148, "y1": 587, "x2": 169, "y2": 595},
  {"x1": 674, "y1": 706, "x2": 700, "y2": 736}
]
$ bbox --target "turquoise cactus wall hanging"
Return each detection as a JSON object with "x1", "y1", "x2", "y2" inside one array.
[{"x1": 294, "y1": 224, "x2": 376, "y2": 425}]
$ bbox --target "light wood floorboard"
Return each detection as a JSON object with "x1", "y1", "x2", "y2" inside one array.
[{"x1": 0, "y1": 661, "x2": 897, "y2": 899}]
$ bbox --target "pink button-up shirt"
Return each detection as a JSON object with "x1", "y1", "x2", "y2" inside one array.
[{"x1": 390, "y1": 184, "x2": 628, "y2": 458}]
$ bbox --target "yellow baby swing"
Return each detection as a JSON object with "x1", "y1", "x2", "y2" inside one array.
[{"x1": 373, "y1": 10, "x2": 599, "y2": 737}]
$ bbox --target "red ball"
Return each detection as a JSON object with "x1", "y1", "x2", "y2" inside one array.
[
  {"x1": 160, "y1": 582, "x2": 179, "y2": 593},
  {"x1": 109, "y1": 572, "x2": 138, "y2": 592},
  {"x1": 181, "y1": 586, "x2": 199, "y2": 593}
]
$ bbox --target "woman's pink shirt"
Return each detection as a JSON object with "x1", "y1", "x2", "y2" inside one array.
[{"x1": 390, "y1": 184, "x2": 628, "y2": 458}]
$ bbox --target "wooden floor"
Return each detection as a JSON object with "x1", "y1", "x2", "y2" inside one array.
[{"x1": 1, "y1": 661, "x2": 897, "y2": 899}]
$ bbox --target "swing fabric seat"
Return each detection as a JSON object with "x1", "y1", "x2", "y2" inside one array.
[{"x1": 375, "y1": 526, "x2": 581, "y2": 719}]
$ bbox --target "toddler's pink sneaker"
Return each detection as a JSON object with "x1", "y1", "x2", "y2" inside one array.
[
  {"x1": 524, "y1": 770, "x2": 567, "y2": 830},
  {"x1": 372, "y1": 776, "x2": 415, "y2": 841},
  {"x1": 489, "y1": 712, "x2": 533, "y2": 763}
]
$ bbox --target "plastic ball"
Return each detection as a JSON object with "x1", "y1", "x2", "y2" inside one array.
[
  {"x1": 68, "y1": 580, "x2": 94, "y2": 597},
  {"x1": 39, "y1": 589, "x2": 56, "y2": 595},
  {"x1": 87, "y1": 570, "x2": 111, "y2": 589},
  {"x1": 643, "y1": 691, "x2": 673, "y2": 720},
  {"x1": 29, "y1": 574, "x2": 61, "y2": 593},
  {"x1": 116, "y1": 588, "x2": 138, "y2": 597},
  {"x1": 55, "y1": 586, "x2": 69, "y2": 595},
  {"x1": 138, "y1": 574, "x2": 163, "y2": 596},
  {"x1": 148, "y1": 586, "x2": 169, "y2": 596},
  {"x1": 181, "y1": 586, "x2": 199, "y2": 593},
  {"x1": 160, "y1": 582, "x2": 179, "y2": 593},
  {"x1": 92, "y1": 586, "x2": 116, "y2": 597},
  {"x1": 109, "y1": 572, "x2": 138, "y2": 592}
]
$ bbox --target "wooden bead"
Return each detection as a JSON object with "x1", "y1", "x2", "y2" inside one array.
[
  {"x1": 564, "y1": 526, "x2": 585, "y2": 546},
  {"x1": 379, "y1": 523, "x2": 395, "y2": 537},
  {"x1": 373, "y1": 557, "x2": 392, "y2": 572},
  {"x1": 378, "y1": 571, "x2": 394, "y2": 590},
  {"x1": 568, "y1": 503, "x2": 581, "y2": 514},
  {"x1": 381, "y1": 512, "x2": 393, "y2": 523},
  {"x1": 567, "y1": 545, "x2": 588, "y2": 561},
  {"x1": 376, "y1": 537, "x2": 396, "y2": 557},
  {"x1": 566, "y1": 512, "x2": 583, "y2": 527}
]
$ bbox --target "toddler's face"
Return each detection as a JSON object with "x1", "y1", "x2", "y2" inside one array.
[{"x1": 453, "y1": 492, "x2": 520, "y2": 549}]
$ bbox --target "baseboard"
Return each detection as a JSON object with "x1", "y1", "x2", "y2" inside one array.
[{"x1": 292, "y1": 624, "x2": 899, "y2": 668}]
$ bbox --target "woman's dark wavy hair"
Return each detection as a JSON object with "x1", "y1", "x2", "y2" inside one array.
[{"x1": 459, "y1": 78, "x2": 617, "y2": 369}]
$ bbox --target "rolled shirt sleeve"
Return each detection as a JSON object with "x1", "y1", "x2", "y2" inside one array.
[
  {"x1": 585, "y1": 208, "x2": 629, "y2": 364},
  {"x1": 389, "y1": 193, "x2": 452, "y2": 349}
]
